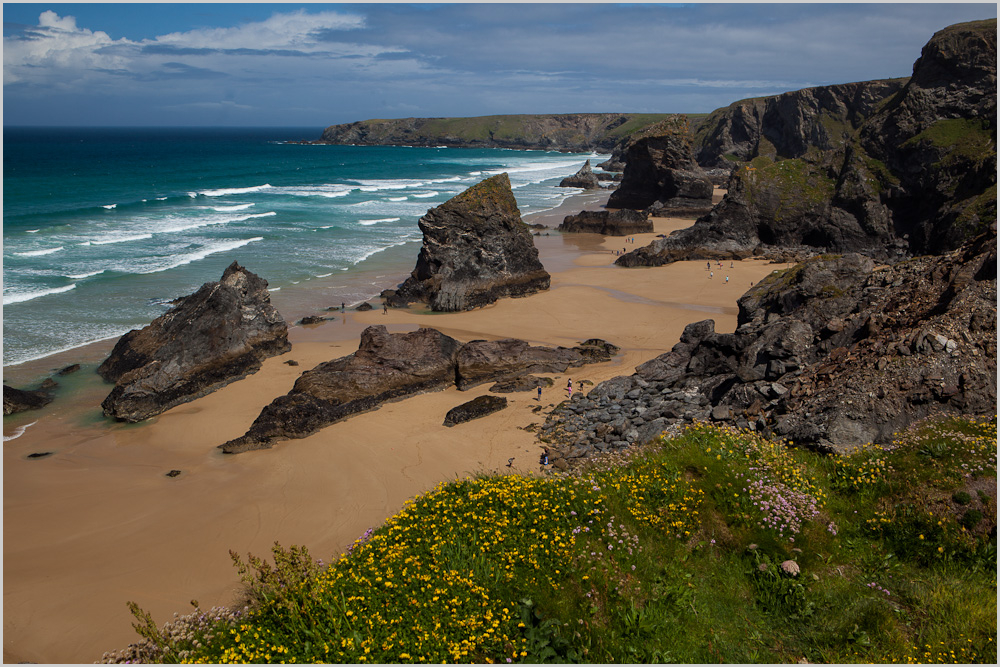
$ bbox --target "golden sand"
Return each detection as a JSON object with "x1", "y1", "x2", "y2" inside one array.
[{"x1": 2, "y1": 193, "x2": 788, "y2": 663}]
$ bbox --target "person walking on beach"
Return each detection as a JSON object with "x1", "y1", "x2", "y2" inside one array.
[
  {"x1": 567, "y1": 379, "x2": 573, "y2": 398},
  {"x1": 537, "y1": 386, "x2": 542, "y2": 401},
  {"x1": 382, "y1": 302, "x2": 388, "y2": 314},
  {"x1": 341, "y1": 302, "x2": 345, "y2": 312},
  {"x1": 725, "y1": 275, "x2": 729, "y2": 284},
  {"x1": 707, "y1": 261, "x2": 711, "y2": 270},
  {"x1": 710, "y1": 271, "x2": 713, "y2": 279}
]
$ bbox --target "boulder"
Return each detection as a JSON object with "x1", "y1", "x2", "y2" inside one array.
[
  {"x1": 355, "y1": 302, "x2": 374, "y2": 311},
  {"x1": 558, "y1": 209, "x2": 652, "y2": 236},
  {"x1": 443, "y1": 395, "x2": 508, "y2": 427},
  {"x1": 382, "y1": 174, "x2": 550, "y2": 311},
  {"x1": 3, "y1": 383, "x2": 55, "y2": 415},
  {"x1": 559, "y1": 160, "x2": 602, "y2": 189},
  {"x1": 220, "y1": 326, "x2": 463, "y2": 453},
  {"x1": 98, "y1": 262, "x2": 291, "y2": 422}
]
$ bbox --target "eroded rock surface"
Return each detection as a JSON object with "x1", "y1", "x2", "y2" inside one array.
[
  {"x1": 559, "y1": 160, "x2": 602, "y2": 189},
  {"x1": 606, "y1": 116, "x2": 714, "y2": 214},
  {"x1": 444, "y1": 395, "x2": 508, "y2": 427},
  {"x1": 3, "y1": 383, "x2": 55, "y2": 415},
  {"x1": 541, "y1": 232, "x2": 996, "y2": 460},
  {"x1": 98, "y1": 262, "x2": 291, "y2": 422},
  {"x1": 558, "y1": 209, "x2": 652, "y2": 236},
  {"x1": 382, "y1": 174, "x2": 551, "y2": 311},
  {"x1": 221, "y1": 327, "x2": 619, "y2": 453}
]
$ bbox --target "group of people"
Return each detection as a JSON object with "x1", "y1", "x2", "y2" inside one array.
[{"x1": 707, "y1": 260, "x2": 734, "y2": 284}]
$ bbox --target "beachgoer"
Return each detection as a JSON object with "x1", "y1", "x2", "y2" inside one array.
[
  {"x1": 710, "y1": 271, "x2": 713, "y2": 279},
  {"x1": 341, "y1": 302, "x2": 345, "y2": 312},
  {"x1": 537, "y1": 386, "x2": 542, "y2": 401},
  {"x1": 730, "y1": 261, "x2": 734, "y2": 268},
  {"x1": 383, "y1": 302, "x2": 388, "y2": 314},
  {"x1": 707, "y1": 262, "x2": 711, "y2": 270},
  {"x1": 725, "y1": 276, "x2": 729, "y2": 284}
]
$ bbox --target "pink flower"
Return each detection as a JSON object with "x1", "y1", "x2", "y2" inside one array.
[{"x1": 780, "y1": 560, "x2": 800, "y2": 577}]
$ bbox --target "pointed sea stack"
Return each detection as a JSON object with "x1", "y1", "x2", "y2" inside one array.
[
  {"x1": 98, "y1": 262, "x2": 291, "y2": 422},
  {"x1": 382, "y1": 173, "x2": 550, "y2": 311}
]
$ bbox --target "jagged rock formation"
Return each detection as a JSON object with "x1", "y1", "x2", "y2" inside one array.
[
  {"x1": 4, "y1": 382, "x2": 56, "y2": 415},
  {"x1": 619, "y1": 19, "x2": 996, "y2": 268},
  {"x1": 221, "y1": 326, "x2": 462, "y2": 453},
  {"x1": 693, "y1": 79, "x2": 908, "y2": 168},
  {"x1": 606, "y1": 116, "x2": 714, "y2": 214},
  {"x1": 221, "y1": 326, "x2": 620, "y2": 453},
  {"x1": 98, "y1": 262, "x2": 291, "y2": 422},
  {"x1": 443, "y1": 395, "x2": 508, "y2": 427},
  {"x1": 540, "y1": 231, "x2": 996, "y2": 461},
  {"x1": 456, "y1": 338, "x2": 619, "y2": 390},
  {"x1": 382, "y1": 174, "x2": 551, "y2": 311},
  {"x1": 558, "y1": 209, "x2": 652, "y2": 236},
  {"x1": 559, "y1": 160, "x2": 602, "y2": 189},
  {"x1": 490, "y1": 375, "x2": 554, "y2": 393},
  {"x1": 317, "y1": 113, "x2": 676, "y2": 152}
]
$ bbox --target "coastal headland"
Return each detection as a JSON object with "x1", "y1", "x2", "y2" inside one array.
[{"x1": 2, "y1": 188, "x2": 787, "y2": 664}]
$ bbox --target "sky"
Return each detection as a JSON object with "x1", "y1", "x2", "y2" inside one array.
[{"x1": 2, "y1": 2, "x2": 996, "y2": 128}]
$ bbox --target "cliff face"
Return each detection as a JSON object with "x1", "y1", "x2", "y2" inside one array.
[
  {"x1": 318, "y1": 113, "x2": 676, "y2": 152},
  {"x1": 694, "y1": 79, "x2": 908, "y2": 168},
  {"x1": 383, "y1": 174, "x2": 550, "y2": 311},
  {"x1": 619, "y1": 18, "x2": 996, "y2": 267}
]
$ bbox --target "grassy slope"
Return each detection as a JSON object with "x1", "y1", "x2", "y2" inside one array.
[{"x1": 111, "y1": 415, "x2": 997, "y2": 665}]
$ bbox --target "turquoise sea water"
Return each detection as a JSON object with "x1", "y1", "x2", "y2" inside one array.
[{"x1": 3, "y1": 127, "x2": 605, "y2": 367}]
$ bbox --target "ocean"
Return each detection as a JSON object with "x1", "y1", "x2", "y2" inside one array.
[{"x1": 3, "y1": 127, "x2": 606, "y2": 368}]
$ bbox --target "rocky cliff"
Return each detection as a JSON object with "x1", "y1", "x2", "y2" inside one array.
[
  {"x1": 693, "y1": 79, "x2": 908, "y2": 168},
  {"x1": 317, "y1": 113, "x2": 676, "y2": 152},
  {"x1": 618, "y1": 19, "x2": 996, "y2": 267},
  {"x1": 558, "y1": 209, "x2": 652, "y2": 236},
  {"x1": 97, "y1": 262, "x2": 291, "y2": 422},
  {"x1": 382, "y1": 174, "x2": 551, "y2": 311},
  {"x1": 540, "y1": 229, "x2": 996, "y2": 461}
]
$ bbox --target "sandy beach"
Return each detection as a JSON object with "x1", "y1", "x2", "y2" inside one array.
[{"x1": 2, "y1": 188, "x2": 790, "y2": 664}]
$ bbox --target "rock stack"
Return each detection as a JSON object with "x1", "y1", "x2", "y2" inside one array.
[
  {"x1": 382, "y1": 173, "x2": 551, "y2": 311},
  {"x1": 98, "y1": 262, "x2": 291, "y2": 422}
]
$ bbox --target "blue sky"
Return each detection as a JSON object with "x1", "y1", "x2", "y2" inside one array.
[{"x1": 3, "y1": 2, "x2": 995, "y2": 128}]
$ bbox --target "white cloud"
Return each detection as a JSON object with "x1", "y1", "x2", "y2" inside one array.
[
  {"x1": 4, "y1": 11, "x2": 135, "y2": 85},
  {"x1": 151, "y1": 9, "x2": 366, "y2": 52}
]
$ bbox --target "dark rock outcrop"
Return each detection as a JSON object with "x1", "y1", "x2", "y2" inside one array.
[
  {"x1": 221, "y1": 326, "x2": 462, "y2": 453},
  {"x1": 558, "y1": 209, "x2": 652, "y2": 236},
  {"x1": 541, "y1": 232, "x2": 996, "y2": 458},
  {"x1": 221, "y1": 327, "x2": 620, "y2": 452},
  {"x1": 620, "y1": 19, "x2": 996, "y2": 268},
  {"x1": 607, "y1": 116, "x2": 715, "y2": 214},
  {"x1": 456, "y1": 338, "x2": 619, "y2": 390},
  {"x1": 444, "y1": 395, "x2": 508, "y2": 427},
  {"x1": 693, "y1": 79, "x2": 909, "y2": 168},
  {"x1": 3, "y1": 383, "x2": 56, "y2": 415},
  {"x1": 97, "y1": 262, "x2": 291, "y2": 423},
  {"x1": 559, "y1": 160, "x2": 602, "y2": 189},
  {"x1": 382, "y1": 174, "x2": 551, "y2": 311}
]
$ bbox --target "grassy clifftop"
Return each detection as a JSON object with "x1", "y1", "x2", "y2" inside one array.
[
  {"x1": 318, "y1": 113, "x2": 682, "y2": 152},
  {"x1": 107, "y1": 415, "x2": 996, "y2": 664}
]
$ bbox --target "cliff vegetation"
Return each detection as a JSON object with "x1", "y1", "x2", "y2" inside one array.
[{"x1": 107, "y1": 416, "x2": 996, "y2": 664}]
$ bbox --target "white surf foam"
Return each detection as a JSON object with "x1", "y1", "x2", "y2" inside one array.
[
  {"x1": 211, "y1": 203, "x2": 256, "y2": 212},
  {"x1": 358, "y1": 218, "x2": 401, "y2": 226},
  {"x1": 4, "y1": 283, "x2": 77, "y2": 305},
  {"x1": 194, "y1": 184, "x2": 272, "y2": 197},
  {"x1": 411, "y1": 191, "x2": 439, "y2": 198},
  {"x1": 14, "y1": 247, "x2": 64, "y2": 257},
  {"x1": 103, "y1": 204, "x2": 117, "y2": 209},
  {"x1": 4, "y1": 421, "x2": 38, "y2": 442},
  {"x1": 66, "y1": 269, "x2": 106, "y2": 280},
  {"x1": 139, "y1": 237, "x2": 265, "y2": 275},
  {"x1": 90, "y1": 233, "x2": 154, "y2": 246}
]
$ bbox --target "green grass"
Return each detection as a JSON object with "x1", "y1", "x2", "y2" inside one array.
[{"x1": 108, "y1": 415, "x2": 997, "y2": 664}]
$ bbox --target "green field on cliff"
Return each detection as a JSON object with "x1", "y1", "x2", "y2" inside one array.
[{"x1": 109, "y1": 416, "x2": 996, "y2": 664}]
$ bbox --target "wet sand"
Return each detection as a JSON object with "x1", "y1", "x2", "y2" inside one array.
[{"x1": 3, "y1": 188, "x2": 788, "y2": 663}]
